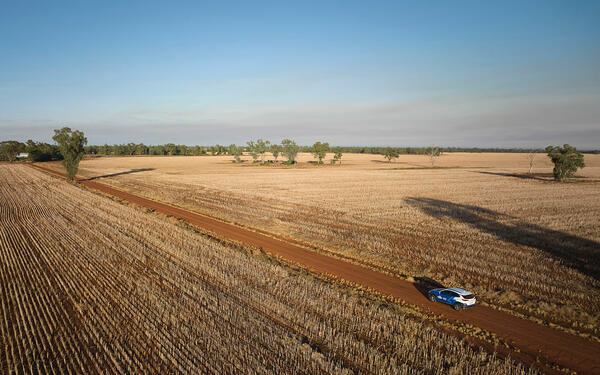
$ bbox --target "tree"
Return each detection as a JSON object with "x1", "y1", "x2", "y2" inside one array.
[
  {"x1": 270, "y1": 144, "x2": 281, "y2": 161},
  {"x1": 151, "y1": 145, "x2": 166, "y2": 155},
  {"x1": 229, "y1": 144, "x2": 243, "y2": 163},
  {"x1": 52, "y1": 127, "x2": 87, "y2": 181},
  {"x1": 86, "y1": 145, "x2": 99, "y2": 154},
  {"x1": 125, "y1": 142, "x2": 136, "y2": 155},
  {"x1": 247, "y1": 139, "x2": 270, "y2": 162},
  {"x1": 545, "y1": 144, "x2": 585, "y2": 181},
  {"x1": 527, "y1": 152, "x2": 537, "y2": 174},
  {"x1": 256, "y1": 139, "x2": 270, "y2": 162},
  {"x1": 383, "y1": 147, "x2": 399, "y2": 163},
  {"x1": 281, "y1": 139, "x2": 299, "y2": 164},
  {"x1": 312, "y1": 142, "x2": 329, "y2": 164},
  {"x1": 427, "y1": 146, "x2": 441, "y2": 167},
  {"x1": 0, "y1": 141, "x2": 25, "y2": 162},
  {"x1": 165, "y1": 143, "x2": 177, "y2": 156},
  {"x1": 25, "y1": 140, "x2": 62, "y2": 162},
  {"x1": 332, "y1": 148, "x2": 343, "y2": 165},
  {"x1": 192, "y1": 145, "x2": 206, "y2": 155},
  {"x1": 246, "y1": 140, "x2": 259, "y2": 162},
  {"x1": 211, "y1": 144, "x2": 226, "y2": 155},
  {"x1": 98, "y1": 144, "x2": 110, "y2": 155},
  {"x1": 135, "y1": 143, "x2": 148, "y2": 155}
]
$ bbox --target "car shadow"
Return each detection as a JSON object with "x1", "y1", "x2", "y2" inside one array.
[
  {"x1": 405, "y1": 197, "x2": 600, "y2": 281},
  {"x1": 413, "y1": 276, "x2": 445, "y2": 298},
  {"x1": 85, "y1": 168, "x2": 155, "y2": 181}
]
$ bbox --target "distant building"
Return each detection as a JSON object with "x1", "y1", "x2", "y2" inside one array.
[{"x1": 16, "y1": 153, "x2": 29, "y2": 159}]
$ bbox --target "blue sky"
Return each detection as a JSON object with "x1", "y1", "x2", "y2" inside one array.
[{"x1": 1, "y1": 1, "x2": 599, "y2": 147}]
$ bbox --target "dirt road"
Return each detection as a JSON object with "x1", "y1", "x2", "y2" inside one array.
[{"x1": 31, "y1": 163, "x2": 600, "y2": 375}]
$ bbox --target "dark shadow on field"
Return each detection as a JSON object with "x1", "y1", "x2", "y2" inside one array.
[
  {"x1": 378, "y1": 166, "x2": 470, "y2": 171},
  {"x1": 406, "y1": 198, "x2": 600, "y2": 281},
  {"x1": 371, "y1": 159, "x2": 413, "y2": 164},
  {"x1": 477, "y1": 171, "x2": 553, "y2": 181},
  {"x1": 478, "y1": 171, "x2": 598, "y2": 183},
  {"x1": 413, "y1": 277, "x2": 445, "y2": 298},
  {"x1": 85, "y1": 168, "x2": 155, "y2": 180},
  {"x1": 371, "y1": 160, "x2": 430, "y2": 168},
  {"x1": 371, "y1": 159, "x2": 396, "y2": 163}
]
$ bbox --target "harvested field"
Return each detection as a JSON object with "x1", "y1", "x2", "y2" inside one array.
[
  {"x1": 0, "y1": 164, "x2": 539, "y2": 374},
  {"x1": 62, "y1": 152, "x2": 600, "y2": 335}
]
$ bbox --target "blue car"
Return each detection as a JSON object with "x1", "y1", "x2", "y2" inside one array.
[{"x1": 428, "y1": 287, "x2": 476, "y2": 311}]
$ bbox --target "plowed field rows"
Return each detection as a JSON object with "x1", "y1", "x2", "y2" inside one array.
[
  {"x1": 68, "y1": 153, "x2": 600, "y2": 335},
  {"x1": 0, "y1": 164, "x2": 537, "y2": 374}
]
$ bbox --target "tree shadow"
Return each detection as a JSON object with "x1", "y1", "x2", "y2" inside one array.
[
  {"x1": 405, "y1": 198, "x2": 600, "y2": 280},
  {"x1": 477, "y1": 171, "x2": 553, "y2": 181},
  {"x1": 85, "y1": 168, "x2": 155, "y2": 180},
  {"x1": 371, "y1": 159, "x2": 389, "y2": 163}
]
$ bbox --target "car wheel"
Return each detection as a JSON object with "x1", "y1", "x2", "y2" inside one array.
[
  {"x1": 429, "y1": 294, "x2": 436, "y2": 302},
  {"x1": 453, "y1": 303, "x2": 463, "y2": 311}
]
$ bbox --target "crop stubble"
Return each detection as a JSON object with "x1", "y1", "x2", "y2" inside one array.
[
  {"x1": 0, "y1": 164, "x2": 539, "y2": 374},
  {"x1": 68, "y1": 153, "x2": 600, "y2": 335}
]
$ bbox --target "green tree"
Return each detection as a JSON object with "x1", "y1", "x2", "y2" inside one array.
[
  {"x1": 229, "y1": 144, "x2": 243, "y2": 162},
  {"x1": 246, "y1": 139, "x2": 270, "y2": 162},
  {"x1": 192, "y1": 145, "x2": 206, "y2": 155},
  {"x1": 332, "y1": 148, "x2": 343, "y2": 165},
  {"x1": 125, "y1": 142, "x2": 136, "y2": 155},
  {"x1": 99, "y1": 144, "x2": 110, "y2": 155},
  {"x1": 383, "y1": 147, "x2": 399, "y2": 162},
  {"x1": 164, "y1": 143, "x2": 177, "y2": 156},
  {"x1": 0, "y1": 141, "x2": 25, "y2": 162},
  {"x1": 256, "y1": 139, "x2": 270, "y2": 161},
  {"x1": 246, "y1": 140, "x2": 259, "y2": 162},
  {"x1": 211, "y1": 144, "x2": 226, "y2": 155},
  {"x1": 135, "y1": 143, "x2": 147, "y2": 155},
  {"x1": 270, "y1": 144, "x2": 281, "y2": 161},
  {"x1": 281, "y1": 139, "x2": 299, "y2": 164},
  {"x1": 25, "y1": 140, "x2": 62, "y2": 162},
  {"x1": 52, "y1": 127, "x2": 87, "y2": 181},
  {"x1": 312, "y1": 141, "x2": 329, "y2": 164},
  {"x1": 545, "y1": 144, "x2": 585, "y2": 181}
]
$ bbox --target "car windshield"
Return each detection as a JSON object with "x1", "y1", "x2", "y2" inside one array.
[{"x1": 462, "y1": 294, "x2": 475, "y2": 299}]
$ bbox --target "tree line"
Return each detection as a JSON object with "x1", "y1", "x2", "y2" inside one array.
[
  {"x1": 316, "y1": 146, "x2": 549, "y2": 155},
  {"x1": 85, "y1": 143, "x2": 220, "y2": 156},
  {"x1": 0, "y1": 129, "x2": 591, "y2": 181},
  {"x1": 4, "y1": 140, "x2": 595, "y2": 161},
  {"x1": 0, "y1": 140, "x2": 62, "y2": 162},
  {"x1": 239, "y1": 139, "x2": 342, "y2": 165}
]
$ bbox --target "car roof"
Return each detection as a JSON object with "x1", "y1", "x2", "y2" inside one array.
[{"x1": 446, "y1": 287, "x2": 472, "y2": 295}]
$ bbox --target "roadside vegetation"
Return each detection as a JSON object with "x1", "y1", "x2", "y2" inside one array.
[{"x1": 0, "y1": 164, "x2": 538, "y2": 375}]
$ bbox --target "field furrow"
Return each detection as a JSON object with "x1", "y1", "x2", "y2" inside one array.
[
  {"x1": 73, "y1": 153, "x2": 600, "y2": 334},
  {"x1": 1, "y1": 164, "x2": 540, "y2": 374}
]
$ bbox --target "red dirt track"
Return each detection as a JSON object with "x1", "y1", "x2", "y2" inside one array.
[{"x1": 31, "y1": 163, "x2": 600, "y2": 375}]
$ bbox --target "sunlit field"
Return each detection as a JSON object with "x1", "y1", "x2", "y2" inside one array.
[
  {"x1": 1, "y1": 164, "x2": 543, "y2": 374},
  {"x1": 47, "y1": 152, "x2": 600, "y2": 336}
]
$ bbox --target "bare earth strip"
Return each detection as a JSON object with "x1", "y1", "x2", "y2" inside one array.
[{"x1": 30, "y1": 163, "x2": 600, "y2": 375}]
